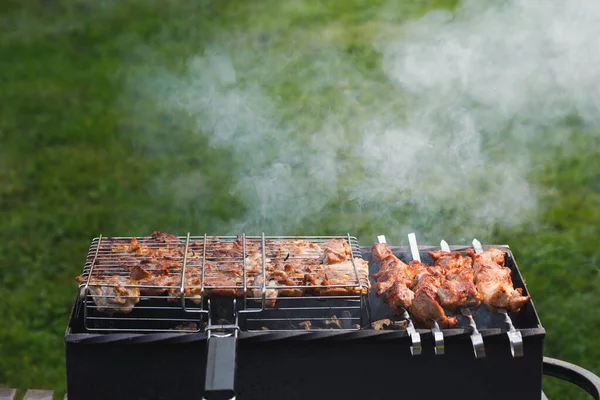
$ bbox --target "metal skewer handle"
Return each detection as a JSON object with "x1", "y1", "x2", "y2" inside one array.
[
  {"x1": 498, "y1": 308, "x2": 524, "y2": 358},
  {"x1": 472, "y1": 238, "x2": 523, "y2": 358},
  {"x1": 431, "y1": 320, "x2": 445, "y2": 356},
  {"x1": 461, "y1": 307, "x2": 486, "y2": 359},
  {"x1": 440, "y1": 240, "x2": 486, "y2": 359},
  {"x1": 377, "y1": 235, "x2": 421, "y2": 356},
  {"x1": 402, "y1": 309, "x2": 422, "y2": 356}
]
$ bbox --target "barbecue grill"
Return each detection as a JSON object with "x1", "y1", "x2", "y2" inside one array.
[{"x1": 64, "y1": 233, "x2": 599, "y2": 400}]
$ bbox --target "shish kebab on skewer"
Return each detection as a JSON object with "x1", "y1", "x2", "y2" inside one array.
[
  {"x1": 434, "y1": 240, "x2": 486, "y2": 358},
  {"x1": 469, "y1": 239, "x2": 527, "y2": 358},
  {"x1": 428, "y1": 248, "x2": 482, "y2": 313},
  {"x1": 372, "y1": 237, "x2": 530, "y2": 330},
  {"x1": 372, "y1": 235, "x2": 422, "y2": 355},
  {"x1": 371, "y1": 239, "x2": 458, "y2": 329},
  {"x1": 407, "y1": 233, "x2": 445, "y2": 355},
  {"x1": 466, "y1": 245, "x2": 530, "y2": 313}
]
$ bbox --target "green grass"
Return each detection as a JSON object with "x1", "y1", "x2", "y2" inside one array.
[{"x1": 1, "y1": 1, "x2": 599, "y2": 399}]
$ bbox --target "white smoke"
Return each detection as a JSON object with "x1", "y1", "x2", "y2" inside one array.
[{"x1": 127, "y1": 0, "x2": 600, "y2": 244}]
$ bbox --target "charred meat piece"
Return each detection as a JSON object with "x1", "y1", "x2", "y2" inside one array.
[
  {"x1": 151, "y1": 231, "x2": 181, "y2": 244},
  {"x1": 406, "y1": 260, "x2": 458, "y2": 329},
  {"x1": 322, "y1": 238, "x2": 352, "y2": 264},
  {"x1": 371, "y1": 242, "x2": 394, "y2": 263},
  {"x1": 85, "y1": 276, "x2": 140, "y2": 314},
  {"x1": 202, "y1": 261, "x2": 243, "y2": 297},
  {"x1": 371, "y1": 243, "x2": 415, "y2": 313},
  {"x1": 268, "y1": 269, "x2": 302, "y2": 297},
  {"x1": 306, "y1": 259, "x2": 370, "y2": 296},
  {"x1": 122, "y1": 237, "x2": 184, "y2": 258},
  {"x1": 410, "y1": 290, "x2": 456, "y2": 328},
  {"x1": 208, "y1": 237, "x2": 245, "y2": 259},
  {"x1": 250, "y1": 274, "x2": 279, "y2": 308},
  {"x1": 76, "y1": 233, "x2": 369, "y2": 315},
  {"x1": 130, "y1": 264, "x2": 152, "y2": 281},
  {"x1": 429, "y1": 250, "x2": 482, "y2": 313},
  {"x1": 265, "y1": 239, "x2": 322, "y2": 261},
  {"x1": 166, "y1": 266, "x2": 204, "y2": 303},
  {"x1": 466, "y1": 248, "x2": 530, "y2": 312}
]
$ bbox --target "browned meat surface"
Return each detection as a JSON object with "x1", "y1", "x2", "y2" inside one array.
[
  {"x1": 322, "y1": 238, "x2": 352, "y2": 264},
  {"x1": 130, "y1": 264, "x2": 152, "y2": 281},
  {"x1": 163, "y1": 267, "x2": 203, "y2": 303},
  {"x1": 264, "y1": 239, "x2": 322, "y2": 261},
  {"x1": 407, "y1": 260, "x2": 458, "y2": 329},
  {"x1": 371, "y1": 243, "x2": 457, "y2": 328},
  {"x1": 77, "y1": 233, "x2": 369, "y2": 314},
  {"x1": 307, "y1": 259, "x2": 370, "y2": 296},
  {"x1": 207, "y1": 237, "x2": 245, "y2": 259},
  {"x1": 150, "y1": 231, "x2": 181, "y2": 244},
  {"x1": 466, "y1": 248, "x2": 530, "y2": 312},
  {"x1": 371, "y1": 242, "x2": 394, "y2": 263},
  {"x1": 371, "y1": 243, "x2": 415, "y2": 313},
  {"x1": 429, "y1": 250, "x2": 482, "y2": 312},
  {"x1": 411, "y1": 290, "x2": 456, "y2": 328},
  {"x1": 86, "y1": 276, "x2": 140, "y2": 314}
]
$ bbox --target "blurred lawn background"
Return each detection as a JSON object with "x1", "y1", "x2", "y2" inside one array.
[{"x1": 1, "y1": 0, "x2": 599, "y2": 399}]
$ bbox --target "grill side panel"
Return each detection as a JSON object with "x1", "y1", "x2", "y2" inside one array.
[{"x1": 65, "y1": 330, "x2": 544, "y2": 400}]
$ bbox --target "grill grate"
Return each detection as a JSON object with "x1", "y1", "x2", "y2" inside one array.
[{"x1": 77, "y1": 233, "x2": 370, "y2": 333}]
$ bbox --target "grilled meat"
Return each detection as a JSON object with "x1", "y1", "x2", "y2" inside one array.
[
  {"x1": 371, "y1": 243, "x2": 457, "y2": 328},
  {"x1": 130, "y1": 264, "x2": 152, "y2": 281},
  {"x1": 265, "y1": 239, "x2": 322, "y2": 261},
  {"x1": 371, "y1": 243, "x2": 414, "y2": 312},
  {"x1": 83, "y1": 276, "x2": 140, "y2": 314},
  {"x1": 151, "y1": 231, "x2": 181, "y2": 244},
  {"x1": 166, "y1": 266, "x2": 203, "y2": 303},
  {"x1": 466, "y1": 248, "x2": 530, "y2": 312},
  {"x1": 429, "y1": 250, "x2": 482, "y2": 313},
  {"x1": 322, "y1": 238, "x2": 352, "y2": 264},
  {"x1": 77, "y1": 233, "x2": 368, "y2": 314},
  {"x1": 307, "y1": 259, "x2": 370, "y2": 296},
  {"x1": 407, "y1": 260, "x2": 458, "y2": 329}
]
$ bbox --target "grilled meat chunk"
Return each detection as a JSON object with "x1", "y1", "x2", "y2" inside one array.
[
  {"x1": 77, "y1": 233, "x2": 368, "y2": 315},
  {"x1": 371, "y1": 242, "x2": 394, "y2": 263},
  {"x1": 322, "y1": 238, "x2": 352, "y2": 264},
  {"x1": 130, "y1": 264, "x2": 152, "y2": 281},
  {"x1": 466, "y1": 248, "x2": 530, "y2": 312},
  {"x1": 151, "y1": 231, "x2": 181, "y2": 244},
  {"x1": 85, "y1": 276, "x2": 140, "y2": 314},
  {"x1": 371, "y1": 243, "x2": 415, "y2": 313},
  {"x1": 429, "y1": 250, "x2": 482, "y2": 313},
  {"x1": 307, "y1": 259, "x2": 370, "y2": 296},
  {"x1": 411, "y1": 290, "x2": 456, "y2": 328},
  {"x1": 371, "y1": 243, "x2": 457, "y2": 328},
  {"x1": 407, "y1": 260, "x2": 458, "y2": 329}
]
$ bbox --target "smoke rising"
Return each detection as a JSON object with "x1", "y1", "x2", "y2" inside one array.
[{"x1": 128, "y1": 0, "x2": 600, "y2": 244}]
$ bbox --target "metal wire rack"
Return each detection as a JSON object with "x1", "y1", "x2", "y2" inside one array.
[{"x1": 77, "y1": 232, "x2": 370, "y2": 333}]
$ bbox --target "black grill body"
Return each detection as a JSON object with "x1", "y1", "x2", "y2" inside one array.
[{"x1": 65, "y1": 245, "x2": 545, "y2": 400}]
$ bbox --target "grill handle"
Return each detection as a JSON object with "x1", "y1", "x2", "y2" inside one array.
[
  {"x1": 543, "y1": 356, "x2": 600, "y2": 400},
  {"x1": 203, "y1": 334, "x2": 237, "y2": 400}
]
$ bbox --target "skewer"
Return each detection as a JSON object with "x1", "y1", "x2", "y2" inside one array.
[
  {"x1": 472, "y1": 238, "x2": 524, "y2": 358},
  {"x1": 408, "y1": 233, "x2": 444, "y2": 355},
  {"x1": 407, "y1": 232, "x2": 421, "y2": 262},
  {"x1": 377, "y1": 235, "x2": 421, "y2": 356},
  {"x1": 440, "y1": 240, "x2": 486, "y2": 359}
]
